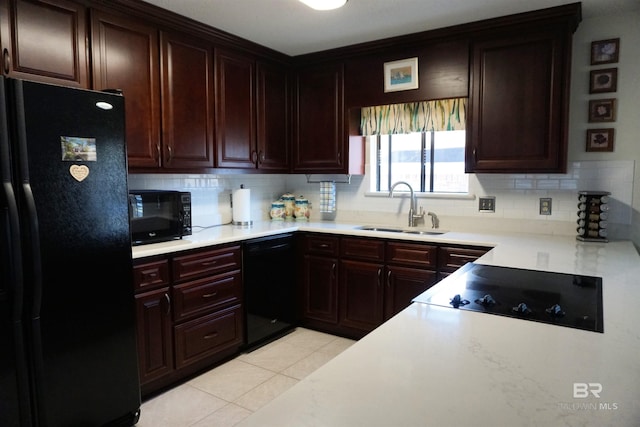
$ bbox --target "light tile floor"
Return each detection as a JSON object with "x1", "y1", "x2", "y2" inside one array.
[{"x1": 136, "y1": 328, "x2": 355, "y2": 427}]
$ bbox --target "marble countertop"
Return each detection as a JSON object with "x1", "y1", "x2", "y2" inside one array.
[{"x1": 213, "y1": 222, "x2": 639, "y2": 427}]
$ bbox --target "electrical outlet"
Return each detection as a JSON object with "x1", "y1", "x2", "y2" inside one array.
[
  {"x1": 540, "y1": 198, "x2": 552, "y2": 215},
  {"x1": 479, "y1": 197, "x2": 495, "y2": 213}
]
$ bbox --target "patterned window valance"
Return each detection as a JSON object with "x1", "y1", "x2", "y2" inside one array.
[{"x1": 360, "y1": 97, "x2": 466, "y2": 135}]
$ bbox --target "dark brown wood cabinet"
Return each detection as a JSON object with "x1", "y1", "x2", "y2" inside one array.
[
  {"x1": 385, "y1": 241, "x2": 438, "y2": 318},
  {"x1": 466, "y1": 10, "x2": 578, "y2": 173},
  {"x1": 293, "y1": 62, "x2": 350, "y2": 173},
  {"x1": 339, "y1": 238, "x2": 385, "y2": 333},
  {"x1": 438, "y1": 245, "x2": 490, "y2": 279},
  {"x1": 300, "y1": 234, "x2": 339, "y2": 325},
  {"x1": 215, "y1": 48, "x2": 256, "y2": 169},
  {"x1": 160, "y1": 30, "x2": 215, "y2": 169},
  {"x1": 0, "y1": 0, "x2": 89, "y2": 87},
  {"x1": 133, "y1": 258, "x2": 173, "y2": 386},
  {"x1": 215, "y1": 51, "x2": 290, "y2": 171},
  {"x1": 133, "y1": 244, "x2": 244, "y2": 397},
  {"x1": 256, "y1": 60, "x2": 290, "y2": 171},
  {"x1": 91, "y1": 10, "x2": 161, "y2": 168}
]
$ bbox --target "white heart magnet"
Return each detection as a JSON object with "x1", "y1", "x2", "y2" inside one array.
[{"x1": 69, "y1": 165, "x2": 90, "y2": 182}]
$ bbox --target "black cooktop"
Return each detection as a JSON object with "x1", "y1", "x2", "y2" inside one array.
[{"x1": 416, "y1": 263, "x2": 603, "y2": 333}]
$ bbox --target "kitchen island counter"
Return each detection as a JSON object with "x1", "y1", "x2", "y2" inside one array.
[{"x1": 234, "y1": 233, "x2": 640, "y2": 426}]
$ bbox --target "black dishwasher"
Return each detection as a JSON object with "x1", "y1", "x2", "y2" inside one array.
[{"x1": 243, "y1": 234, "x2": 296, "y2": 349}]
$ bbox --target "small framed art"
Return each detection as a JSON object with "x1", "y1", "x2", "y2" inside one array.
[
  {"x1": 588, "y1": 98, "x2": 616, "y2": 122},
  {"x1": 586, "y1": 128, "x2": 615, "y2": 152},
  {"x1": 589, "y1": 68, "x2": 618, "y2": 94},
  {"x1": 590, "y1": 38, "x2": 620, "y2": 65},
  {"x1": 384, "y1": 57, "x2": 419, "y2": 92}
]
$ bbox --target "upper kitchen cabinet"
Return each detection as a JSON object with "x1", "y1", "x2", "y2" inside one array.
[
  {"x1": 344, "y1": 39, "x2": 469, "y2": 108},
  {"x1": 0, "y1": 0, "x2": 88, "y2": 87},
  {"x1": 160, "y1": 30, "x2": 215, "y2": 169},
  {"x1": 255, "y1": 60, "x2": 290, "y2": 171},
  {"x1": 91, "y1": 10, "x2": 161, "y2": 169},
  {"x1": 215, "y1": 49, "x2": 289, "y2": 171},
  {"x1": 293, "y1": 62, "x2": 363, "y2": 174},
  {"x1": 215, "y1": 48, "x2": 256, "y2": 169},
  {"x1": 465, "y1": 4, "x2": 581, "y2": 173}
]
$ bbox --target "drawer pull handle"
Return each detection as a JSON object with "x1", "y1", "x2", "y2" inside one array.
[
  {"x1": 202, "y1": 292, "x2": 218, "y2": 298},
  {"x1": 201, "y1": 260, "x2": 218, "y2": 266},
  {"x1": 204, "y1": 331, "x2": 218, "y2": 339},
  {"x1": 318, "y1": 243, "x2": 329, "y2": 248},
  {"x1": 145, "y1": 272, "x2": 158, "y2": 278}
]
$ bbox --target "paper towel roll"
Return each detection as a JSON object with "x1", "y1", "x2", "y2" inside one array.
[{"x1": 232, "y1": 187, "x2": 252, "y2": 226}]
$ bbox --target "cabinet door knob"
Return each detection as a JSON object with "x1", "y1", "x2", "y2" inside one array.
[
  {"x1": 259, "y1": 151, "x2": 265, "y2": 164},
  {"x1": 3, "y1": 48, "x2": 10, "y2": 74},
  {"x1": 251, "y1": 150, "x2": 258, "y2": 163},
  {"x1": 155, "y1": 144, "x2": 161, "y2": 162}
]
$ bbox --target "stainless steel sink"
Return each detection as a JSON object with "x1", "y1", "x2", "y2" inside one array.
[{"x1": 355, "y1": 225, "x2": 447, "y2": 235}]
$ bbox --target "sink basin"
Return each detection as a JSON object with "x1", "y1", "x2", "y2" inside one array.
[{"x1": 355, "y1": 225, "x2": 447, "y2": 235}]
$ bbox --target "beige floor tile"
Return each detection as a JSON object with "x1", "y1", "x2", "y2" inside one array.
[
  {"x1": 237, "y1": 341, "x2": 314, "y2": 372},
  {"x1": 188, "y1": 359, "x2": 275, "y2": 402},
  {"x1": 137, "y1": 383, "x2": 226, "y2": 427},
  {"x1": 317, "y1": 336, "x2": 356, "y2": 357},
  {"x1": 233, "y1": 374, "x2": 299, "y2": 412},
  {"x1": 280, "y1": 350, "x2": 338, "y2": 380},
  {"x1": 189, "y1": 403, "x2": 252, "y2": 427},
  {"x1": 279, "y1": 327, "x2": 339, "y2": 351}
]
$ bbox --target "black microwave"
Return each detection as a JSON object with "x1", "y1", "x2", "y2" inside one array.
[{"x1": 128, "y1": 190, "x2": 192, "y2": 245}]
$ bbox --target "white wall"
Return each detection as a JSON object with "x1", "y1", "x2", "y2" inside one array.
[{"x1": 129, "y1": 10, "x2": 640, "y2": 247}]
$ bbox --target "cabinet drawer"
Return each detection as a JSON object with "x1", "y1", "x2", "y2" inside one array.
[
  {"x1": 172, "y1": 245, "x2": 241, "y2": 283},
  {"x1": 133, "y1": 258, "x2": 170, "y2": 291},
  {"x1": 439, "y1": 246, "x2": 489, "y2": 272},
  {"x1": 301, "y1": 234, "x2": 339, "y2": 256},
  {"x1": 386, "y1": 242, "x2": 436, "y2": 268},
  {"x1": 341, "y1": 237, "x2": 384, "y2": 261},
  {"x1": 174, "y1": 305, "x2": 243, "y2": 369},
  {"x1": 173, "y1": 270, "x2": 242, "y2": 322}
]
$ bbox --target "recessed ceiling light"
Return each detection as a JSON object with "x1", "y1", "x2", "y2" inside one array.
[{"x1": 299, "y1": 0, "x2": 348, "y2": 11}]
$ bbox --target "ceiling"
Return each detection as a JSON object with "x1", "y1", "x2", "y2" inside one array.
[{"x1": 141, "y1": 0, "x2": 639, "y2": 56}]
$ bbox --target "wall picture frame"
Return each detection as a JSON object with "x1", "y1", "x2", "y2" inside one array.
[
  {"x1": 586, "y1": 128, "x2": 615, "y2": 152},
  {"x1": 588, "y1": 98, "x2": 616, "y2": 122},
  {"x1": 384, "y1": 57, "x2": 419, "y2": 92},
  {"x1": 590, "y1": 38, "x2": 620, "y2": 65},
  {"x1": 589, "y1": 68, "x2": 618, "y2": 94}
]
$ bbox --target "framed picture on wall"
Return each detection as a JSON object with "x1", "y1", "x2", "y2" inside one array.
[
  {"x1": 588, "y1": 98, "x2": 616, "y2": 122},
  {"x1": 586, "y1": 128, "x2": 615, "y2": 152},
  {"x1": 591, "y1": 38, "x2": 620, "y2": 65},
  {"x1": 384, "y1": 57, "x2": 419, "y2": 92},
  {"x1": 589, "y1": 68, "x2": 618, "y2": 94}
]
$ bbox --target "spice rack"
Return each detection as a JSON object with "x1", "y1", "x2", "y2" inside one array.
[{"x1": 576, "y1": 191, "x2": 610, "y2": 242}]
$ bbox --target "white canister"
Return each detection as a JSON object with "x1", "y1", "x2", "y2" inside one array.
[
  {"x1": 281, "y1": 193, "x2": 295, "y2": 219},
  {"x1": 269, "y1": 201, "x2": 286, "y2": 221},
  {"x1": 294, "y1": 196, "x2": 309, "y2": 221}
]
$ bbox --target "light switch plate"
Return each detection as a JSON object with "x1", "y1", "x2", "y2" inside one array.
[
  {"x1": 479, "y1": 197, "x2": 495, "y2": 213},
  {"x1": 540, "y1": 198, "x2": 552, "y2": 215}
]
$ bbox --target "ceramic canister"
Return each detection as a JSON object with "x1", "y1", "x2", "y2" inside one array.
[
  {"x1": 294, "y1": 195, "x2": 309, "y2": 221},
  {"x1": 270, "y1": 201, "x2": 286, "y2": 221},
  {"x1": 281, "y1": 193, "x2": 295, "y2": 219}
]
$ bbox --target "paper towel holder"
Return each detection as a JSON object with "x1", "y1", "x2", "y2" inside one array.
[{"x1": 232, "y1": 184, "x2": 253, "y2": 227}]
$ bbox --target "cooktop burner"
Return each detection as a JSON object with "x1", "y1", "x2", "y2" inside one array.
[{"x1": 414, "y1": 263, "x2": 603, "y2": 333}]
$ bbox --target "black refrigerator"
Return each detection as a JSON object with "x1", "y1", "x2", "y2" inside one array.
[{"x1": 0, "y1": 77, "x2": 141, "y2": 426}]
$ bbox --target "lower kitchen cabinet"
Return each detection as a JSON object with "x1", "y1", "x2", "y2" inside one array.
[
  {"x1": 135, "y1": 285, "x2": 173, "y2": 385},
  {"x1": 438, "y1": 245, "x2": 491, "y2": 279},
  {"x1": 339, "y1": 259, "x2": 384, "y2": 332},
  {"x1": 299, "y1": 234, "x2": 340, "y2": 325},
  {"x1": 133, "y1": 244, "x2": 244, "y2": 397},
  {"x1": 385, "y1": 265, "x2": 437, "y2": 319}
]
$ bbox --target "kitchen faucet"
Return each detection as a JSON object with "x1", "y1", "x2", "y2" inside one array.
[{"x1": 389, "y1": 181, "x2": 425, "y2": 227}]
